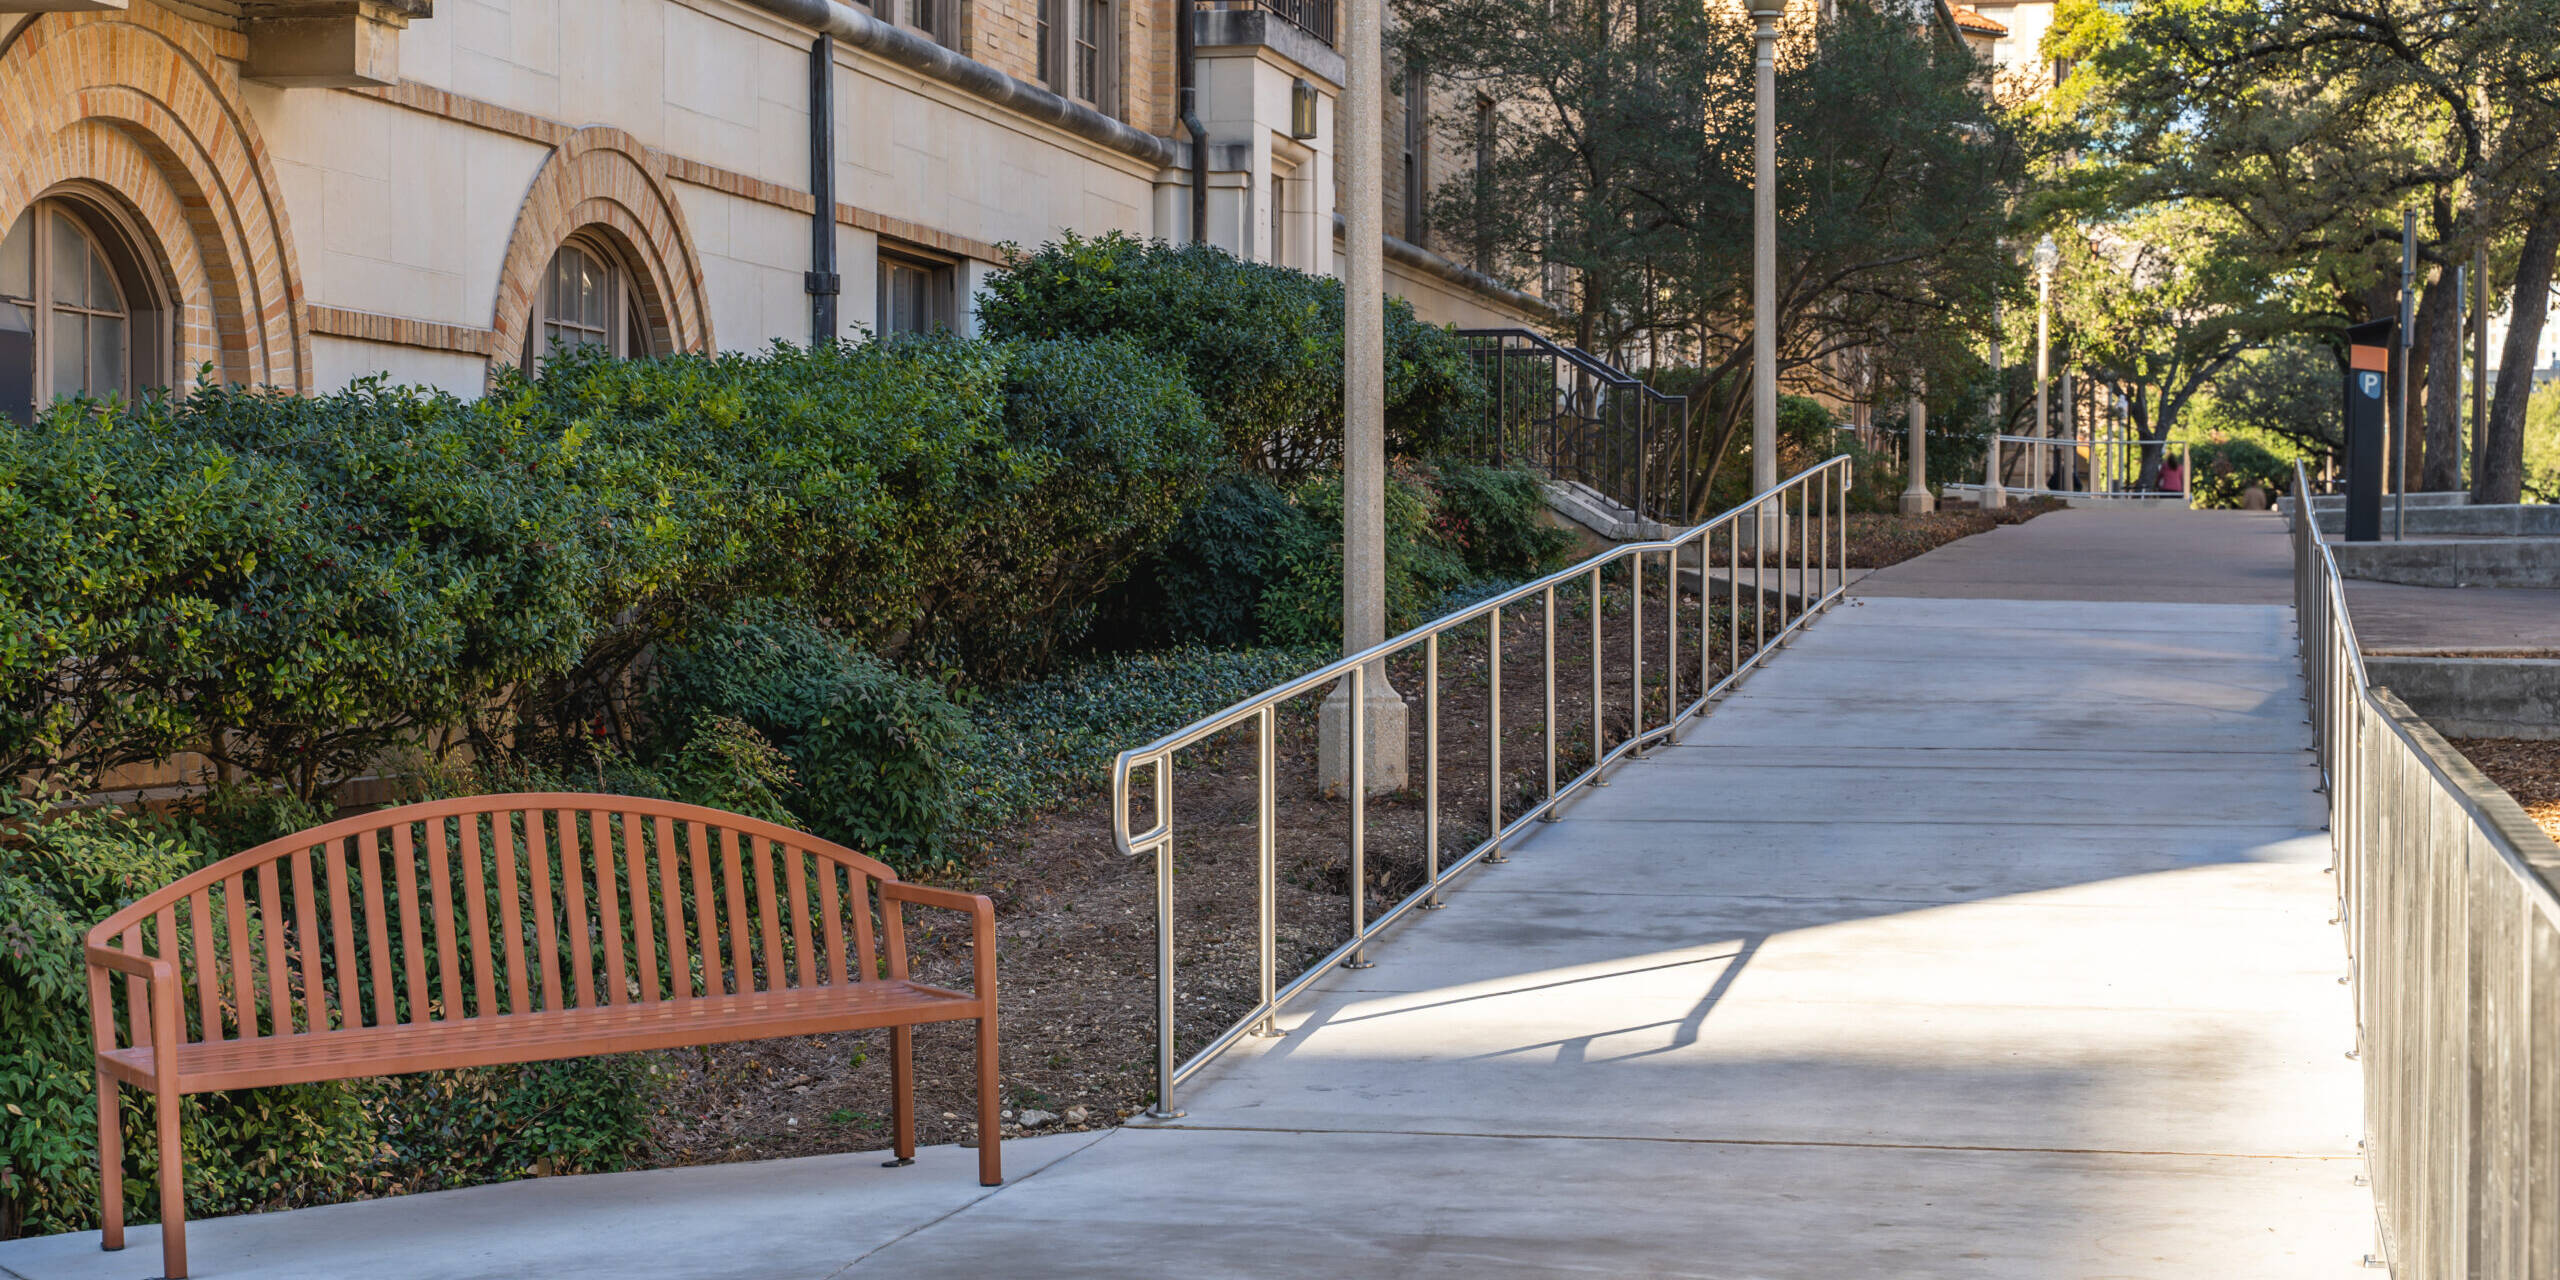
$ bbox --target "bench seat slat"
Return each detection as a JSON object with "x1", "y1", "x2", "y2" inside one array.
[{"x1": 99, "y1": 979, "x2": 981, "y2": 1094}]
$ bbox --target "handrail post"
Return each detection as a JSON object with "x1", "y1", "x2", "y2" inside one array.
[
  {"x1": 1630, "y1": 554, "x2": 1646, "y2": 754},
  {"x1": 1423, "y1": 636, "x2": 1444, "y2": 907},
  {"x1": 1148, "y1": 758, "x2": 1183, "y2": 1118},
  {"x1": 1589, "y1": 566, "x2": 1606, "y2": 785},
  {"x1": 1542, "y1": 584, "x2": 1558, "y2": 819},
  {"x1": 1255, "y1": 709, "x2": 1281, "y2": 1032},
  {"x1": 1486, "y1": 607, "x2": 1508, "y2": 861}
]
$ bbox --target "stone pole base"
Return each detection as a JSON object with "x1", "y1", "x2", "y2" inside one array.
[
  {"x1": 1318, "y1": 668, "x2": 1410, "y2": 796},
  {"x1": 1899, "y1": 488, "x2": 1936, "y2": 516}
]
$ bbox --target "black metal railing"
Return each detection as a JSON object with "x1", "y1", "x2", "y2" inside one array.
[
  {"x1": 1201, "y1": 0, "x2": 1336, "y2": 45},
  {"x1": 1454, "y1": 329, "x2": 1693, "y2": 526}
]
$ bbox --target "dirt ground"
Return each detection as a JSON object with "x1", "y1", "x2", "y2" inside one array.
[
  {"x1": 642, "y1": 577, "x2": 1784, "y2": 1165},
  {"x1": 2451, "y1": 738, "x2": 2560, "y2": 845}
]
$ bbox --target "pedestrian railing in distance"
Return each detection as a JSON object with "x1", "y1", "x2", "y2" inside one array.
[
  {"x1": 2292, "y1": 461, "x2": 2560, "y2": 1279},
  {"x1": 1196, "y1": 0, "x2": 1336, "y2": 44},
  {"x1": 1113, "y1": 456, "x2": 1852, "y2": 1119},
  {"x1": 1453, "y1": 329, "x2": 1692, "y2": 525}
]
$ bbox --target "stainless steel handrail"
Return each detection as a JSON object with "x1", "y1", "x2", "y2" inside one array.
[
  {"x1": 1113, "y1": 455, "x2": 1853, "y2": 1117},
  {"x1": 2289, "y1": 459, "x2": 2560, "y2": 1276}
]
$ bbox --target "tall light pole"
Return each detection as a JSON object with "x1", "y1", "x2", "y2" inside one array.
[
  {"x1": 1750, "y1": 1, "x2": 1784, "y2": 512},
  {"x1": 1320, "y1": 0, "x2": 1405, "y2": 796},
  {"x1": 2033, "y1": 234, "x2": 2058, "y2": 496},
  {"x1": 1983, "y1": 299, "x2": 2005, "y2": 509}
]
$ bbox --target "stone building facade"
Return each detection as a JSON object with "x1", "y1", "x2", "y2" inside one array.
[{"x1": 0, "y1": 0, "x2": 1545, "y2": 413}]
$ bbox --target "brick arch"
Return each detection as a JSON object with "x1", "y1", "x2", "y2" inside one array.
[
  {"x1": 490, "y1": 127, "x2": 713, "y2": 372},
  {"x1": 0, "y1": 8, "x2": 310, "y2": 391}
]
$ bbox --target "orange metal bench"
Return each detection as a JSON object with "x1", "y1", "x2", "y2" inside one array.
[{"x1": 84, "y1": 793, "x2": 999, "y2": 1279}]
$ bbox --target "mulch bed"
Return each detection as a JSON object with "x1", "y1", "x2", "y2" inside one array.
[
  {"x1": 1841, "y1": 498, "x2": 2067, "y2": 569},
  {"x1": 641, "y1": 581, "x2": 1781, "y2": 1165},
  {"x1": 2451, "y1": 738, "x2": 2560, "y2": 845}
]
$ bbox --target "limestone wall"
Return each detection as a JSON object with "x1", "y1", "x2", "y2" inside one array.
[{"x1": 1, "y1": 0, "x2": 1538, "y2": 403}]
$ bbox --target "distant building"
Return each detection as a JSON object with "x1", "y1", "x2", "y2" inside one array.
[{"x1": 2484, "y1": 301, "x2": 2560, "y2": 384}]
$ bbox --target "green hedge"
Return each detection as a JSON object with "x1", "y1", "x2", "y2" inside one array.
[
  {"x1": 2188, "y1": 437, "x2": 2288, "y2": 509},
  {"x1": 0, "y1": 336, "x2": 1217, "y2": 801},
  {"x1": 1103, "y1": 460, "x2": 1574, "y2": 650},
  {"x1": 0, "y1": 378, "x2": 652, "y2": 803},
  {"x1": 976, "y1": 233, "x2": 1485, "y2": 480},
  {"x1": 651, "y1": 603, "x2": 973, "y2": 873},
  {"x1": 525, "y1": 336, "x2": 1217, "y2": 686}
]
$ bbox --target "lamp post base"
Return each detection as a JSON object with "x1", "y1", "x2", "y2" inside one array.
[{"x1": 1318, "y1": 674, "x2": 1410, "y2": 796}]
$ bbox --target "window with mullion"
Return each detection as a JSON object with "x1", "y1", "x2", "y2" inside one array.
[{"x1": 1, "y1": 198, "x2": 150, "y2": 407}]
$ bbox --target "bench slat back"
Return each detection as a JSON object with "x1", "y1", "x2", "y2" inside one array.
[{"x1": 87, "y1": 794, "x2": 903, "y2": 1053}]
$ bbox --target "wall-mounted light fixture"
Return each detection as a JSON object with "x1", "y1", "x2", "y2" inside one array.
[{"x1": 1291, "y1": 78, "x2": 1319, "y2": 140}]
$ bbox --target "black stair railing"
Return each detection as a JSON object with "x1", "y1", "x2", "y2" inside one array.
[{"x1": 1454, "y1": 329, "x2": 1692, "y2": 526}]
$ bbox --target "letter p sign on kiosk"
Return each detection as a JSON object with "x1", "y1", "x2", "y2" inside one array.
[{"x1": 2342, "y1": 317, "x2": 2393, "y2": 543}]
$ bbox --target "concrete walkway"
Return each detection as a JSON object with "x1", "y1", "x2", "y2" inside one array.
[{"x1": 1, "y1": 508, "x2": 2375, "y2": 1279}]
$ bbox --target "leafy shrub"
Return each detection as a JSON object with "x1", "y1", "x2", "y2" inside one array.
[
  {"x1": 2188, "y1": 437, "x2": 2288, "y2": 509},
  {"x1": 528, "y1": 335, "x2": 1217, "y2": 683},
  {"x1": 0, "y1": 378, "x2": 650, "y2": 801},
  {"x1": 1257, "y1": 470, "x2": 1472, "y2": 648},
  {"x1": 1099, "y1": 462, "x2": 1570, "y2": 652},
  {"x1": 603, "y1": 714, "x2": 800, "y2": 829},
  {"x1": 362, "y1": 1056, "x2": 659, "y2": 1194},
  {"x1": 1095, "y1": 474, "x2": 1307, "y2": 648},
  {"x1": 947, "y1": 646, "x2": 1332, "y2": 837},
  {"x1": 976, "y1": 233, "x2": 1485, "y2": 479},
  {"x1": 651, "y1": 603, "x2": 974, "y2": 872},
  {"x1": 0, "y1": 793, "x2": 382, "y2": 1237},
  {"x1": 1426, "y1": 460, "x2": 1575, "y2": 577}
]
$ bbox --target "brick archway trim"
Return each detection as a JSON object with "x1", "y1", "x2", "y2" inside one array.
[
  {"x1": 490, "y1": 127, "x2": 714, "y2": 372},
  {"x1": 0, "y1": 8, "x2": 310, "y2": 390}
]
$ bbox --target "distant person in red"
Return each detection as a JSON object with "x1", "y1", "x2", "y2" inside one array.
[{"x1": 2158, "y1": 456, "x2": 2185, "y2": 495}]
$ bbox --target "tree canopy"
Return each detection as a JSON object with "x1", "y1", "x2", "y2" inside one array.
[{"x1": 1399, "y1": 0, "x2": 2026, "y2": 511}]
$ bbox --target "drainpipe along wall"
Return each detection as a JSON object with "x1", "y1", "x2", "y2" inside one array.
[
  {"x1": 807, "y1": 34, "x2": 840, "y2": 343},
  {"x1": 1178, "y1": 0, "x2": 1207, "y2": 243}
]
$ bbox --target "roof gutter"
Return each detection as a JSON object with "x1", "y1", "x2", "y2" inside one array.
[{"x1": 738, "y1": 0, "x2": 1180, "y2": 170}]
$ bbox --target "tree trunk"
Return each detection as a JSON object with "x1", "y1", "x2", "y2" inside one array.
[
  {"x1": 2418, "y1": 263, "x2": 2466, "y2": 492},
  {"x1": 2479, "y1": 204, "x2": 2560, "y2": 505}
]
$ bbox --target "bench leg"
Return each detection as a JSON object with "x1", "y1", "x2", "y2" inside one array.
[
  {"x1": 890, "y1": 1025, "x2": 916, "y2": 1165},
  {"x1": 96, "y1": 1070, "x2": 123, "y2": 1252},
  {"x1": 154, "y1": 1084, "x2": 187, "y2": 1279},
  {"x1": 976, "y1": 1012, "x2": 1001, "y2": 1187}
]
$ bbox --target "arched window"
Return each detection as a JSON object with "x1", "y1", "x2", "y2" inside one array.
[
  {"x1": 529, "y1": 235, "x2": 655, "y2": 366},
  {"x1": 0, "y1": 195, "x2": 167, "y2": 405}
]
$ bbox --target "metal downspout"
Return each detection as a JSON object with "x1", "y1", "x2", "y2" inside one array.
[
  {"x1": 808, "y1": 34, "x2": 841, "y2": 344},
  {"x1": 1178, "y1": 0, "x2": 1207, "y2": 244}
]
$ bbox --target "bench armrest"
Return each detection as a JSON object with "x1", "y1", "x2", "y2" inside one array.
[
  {"x1": 86, "y1": 944, "x2": 177, "y2": 986},
  {"x1": 877, "y1": 882, "x2": 996, "y2": 1002},
  {"x1": 86, "y1": 946, "x2": 182, "y2": 1075},
  {"x1": 878, "y1": 881, "x2": 992, "y2": 919}
]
